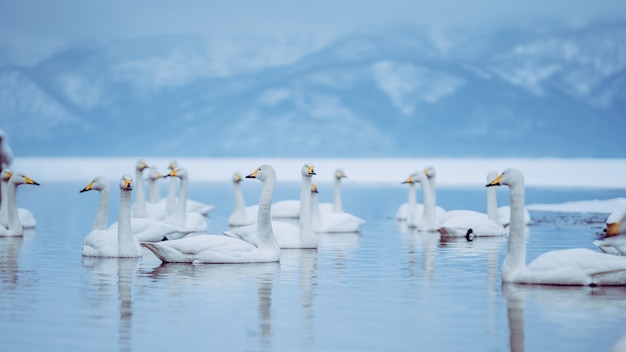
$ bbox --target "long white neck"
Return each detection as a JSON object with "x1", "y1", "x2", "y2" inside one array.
[
  {"x1": 117, "y1": 187, "x2": 139, "y2": 257},
  {"x1": 0, "y1": 178, "x2": 8, "y2": 228},
  {"x1": 166, "y1": 177, "x2": 177, "y2": 215},
  {"x1": 299, "y1": 177, "x2": 316, "y2": 247},
  {"x1": 486, "y1": 186, "x2": 501, "y2": 226},
  {"x1": 311, "y1": 190, "x2": 322, "y2": 228},
  {"x1": 134, "y1": 169, "x2": 146, "y2": 218},
  {"x1": 233, "y1": 181, "x2": 246, "y2": 216},
  {"x1": 406, "y1": 183, "x2": 417, "y2": 222},
  {"x1": 256, "y1": 175, "x2": 278, "y2": 250},
  {"x1": 502, "y1": 181, "x2": 526, "y2": 282},
  {"x1": 333, "y1": 177, "x2": 343, "y2": 213},
  {"x1": 93, "y1": 186, "x2": 110, "y2": 231},
  {"x1": 147, "y1": 178, "x2": 160, "y2": 203},
  {"x1": 419, "y1": 180, "x2": 436, "y2": 228},
  {"x1": 171, "y1": 176, "x2": 188, "y2": 228},
  {"x1": 428, "y1": 177, "x2": 437, "y2": 206},
  {"x1": 5, "y1": 179, "x2": 23, "y2": 236}
]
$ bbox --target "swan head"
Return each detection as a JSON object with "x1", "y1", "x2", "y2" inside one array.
[
  {"x1": 302, "y1": 163, "x2": 316, "y2": 177},
  {"x1": 486, "y1": 168, "x2": 524, "y2": 188},
  {"x1": 148, "y1": 166, "x2": 163, "y2": 180},
  {"x1": 119, "y1": 175, "x2": 133, "y2": 191},
  {"x1": 335, "y1": 169, "x2": 346, "y2": 179},
  {"x1": 246, "y1": 164, "x2": 275, "y2": 182},
  {"x1": 233, "y1": 172, "x2": 242, "y2": 183},
  {"x1": 10, "y1": 172, "x2": 40, "y2": 186},
  {"x1": 136, "y1": 160, "x2": 148, "y2": 172},
  {"x1": 166, "y1": 168, "x2": 188, "y2": 179},
  {"x1": 168, "y1": 160, "x2": 178, "y2": 171},
  {"x1": 311, "y1": 183, "x2": 319, "y2": 194},
  {"x1": 80, "y1": 176, "x2": 108, "y2": 193},
  {"x1": 423, "y1": 166, "x2": 436, "y2": 179},
  {"x1": 1, "y1": 169, "x2": 11, "y2": 182}
]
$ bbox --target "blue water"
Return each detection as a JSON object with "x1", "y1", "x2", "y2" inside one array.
[{"x1": 1, "y1": 180, "x2": 625, "y2": 352}]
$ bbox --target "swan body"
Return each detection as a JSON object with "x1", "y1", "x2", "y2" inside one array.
[
  {"x1": 0, "y1": 172, "x2": 39, "y2": 237},
  {"x1": 312, "y1": 183, "x2": 364, "y2": 233},
  {"x1": 82, "y1": 175, "x2": 142, "y2": 258},
  {"x1": 141, "y1": 165, "x2": 280, "y2": 264},
  {"x1": 487, "y1": 168, "x2": 626, "y2": 286},
  {"x1": 165, "y1": 168, "x2": 208, "y2": 233},
  {"x1": 0, "y1": 170, "x2": 36, "y2": 229},
  {"x1": 228, "y1": 172, "x2": 258, "y2": 227},
  {"x1": 224, "y1": 164, "x2": 318, "y2": 248},
  {"x1": 438, "y1": 171, "x2": 506, "y2": 238}
]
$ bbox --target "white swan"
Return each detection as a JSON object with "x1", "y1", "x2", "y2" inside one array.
[
  {"x1": 318, "y1": 168, "x2": 347, "y2": 213},
  {"x1": 224, "y1": 163, "x2": 318, "y2": 248},
  {"x1": 397, "y1": 168, "x2": 445, "y2": 222},
  {"x1": 131, "y1": 160, "x2": 149, "y2": 218},
  {"x1": 487, "y1": 168, "x2": 626, "y2": 285},
  {"x1": 593, "y1": 208, "x2": 626, "y2": 256},
  {"x1": 437, "y1": 171, "x2": 506, "y2": 238},
  {"x1": 396, "y1": 176, "x2": 418, "y2": 221},
  {"x1": 164, "y1": 162, "x2": 214, "y2": 217},
  {"x1": 80, "y1": 176, "x2": 194, "y2": 242},
  {"x1": 228, "y1": 172, "x2": 258, "y2": 227},
  {"x1": 404, "y1": 171, "x2": 438, "y2": 231},
  {"x1": 82, "y1": 175, "x2": 142, "y2": 258},
  {"x1": 424, "y1": 166, "x2": 447, "y2": 215},
  {"x1": 164, "y1": 168, "x2": 208, "y2": 233},
  {"x1": 0, "y1": 170, "x2": 36, "y2": 229},
  {"x1": 0, "y1": 172, "x2": 39, "y2": 237},
  {"x1": 141, "y1": 164, "x2": 281, "y2": 264},
  {"x1": 311, "y1": 183, "x2": 365, "y2": 233}
]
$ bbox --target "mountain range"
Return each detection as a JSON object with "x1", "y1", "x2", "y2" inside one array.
[{"x1": 1, "y1": 20, "x2": 625, "y2": 158}]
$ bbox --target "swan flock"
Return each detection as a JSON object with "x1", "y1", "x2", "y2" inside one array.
[{"x1": 5, "y1": 151, "x2": 626, "y2": 285}]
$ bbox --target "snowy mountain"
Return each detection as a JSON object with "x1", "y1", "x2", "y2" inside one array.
[{"x1": 1, "y1": 21, "x2": 625, "y2": 157}]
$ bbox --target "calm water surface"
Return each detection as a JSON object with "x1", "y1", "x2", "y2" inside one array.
[{"x1": 1, "y1": 180, "x2": 625, "y2": 351}]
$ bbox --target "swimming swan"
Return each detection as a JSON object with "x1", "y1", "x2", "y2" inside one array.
[
  {"x1": 0, "y1": 172, "x2": 39, "y2": 237},
  {"x1": 224, "y1": 164, "x2": 318, "y2": 248},
  {"x1": 131, "y1": 160, "x2": 149, "y2": 218},
  {"x1": 403, "y1": 171, "x2": 438, "y2": 231},
  {"x1": 437, "y1": 171, "x2": 506, "y2": 238},
  {"x1": 487, "y1": 168, "x2": 626, "y2": 285},
  {"x1": 311, "y1": 183, "x2": 365, "y2": 233},
  {"x1": 82, "y1": 175, "x2": 142, "y2": 258},
  {"x1": 0, "y1": 170, "x2": 36, "y2": 229},
  {"x1": 164, "y1": 162, "x2": 214, "y2": 217},
  {"x1": 141, "y1": 164, "x2": 281, "y2": 264},
  {"x1": 165, "y1": 168, "x2": 208, "y2": 233},
  {"x1": 228, "y1": 172, "x2": 258, "y2": 227},
  {"x1": 80, "y1": 176, "x2": 194, "y2": 242}
]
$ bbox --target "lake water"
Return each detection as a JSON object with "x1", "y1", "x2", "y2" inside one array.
[{"x1": 1, "y1": 180, "x2": 626, "y2": 352}]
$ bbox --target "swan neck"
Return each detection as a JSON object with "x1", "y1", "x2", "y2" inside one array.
[
  {"x1": 299, "y1": 176, "x2": 316, "y2": 246},
  {"x1": 172, "y1": 176, "x2": 188, "y2": 227},
  {"x1": 117, "y1": 187, "x2": 138, "y2": 257},
  {"x1": 256, "y1": 175, "x2": 278, "y2": 249},
  {"x1": 503, "y1": 181, "x2": 527, "y2": 281},
  {"x1": 166, "y1": 177, "x2": 177, "y2": 214},
  {"x1": 419, "y1": 180, "x2": 436, "y2": 226},
  {"x1": 428, "y1": 178, "x2": 437, "y2": 206},
  {"x1": 134, "y1": 169, "x2": 146, "y2": 217},
  {"x1": 0, "y1": 179, "x2": 8, "y2": 227},
  {"x1": 6, "y1": 180, "x2": 22, "y2": 235},
  {"x1": 148, "y1": 178, "x2": 160, "y2": 203},
  {"x1": 93, "y1": 186, "x2": 110, "y2": 231},
  {"x1": 233, "y1": 181, "x2": 246, "y2": 213},
  {"x1": 486, "y1": 186, "x2": 501, "y2": 226},
  {"x1": 333, "y1": 178, "x2": 343, "y2": 213}
]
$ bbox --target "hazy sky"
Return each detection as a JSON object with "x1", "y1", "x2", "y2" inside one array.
[{"x1": 1, "y1": 0, "x2": 625, "y2": 43}]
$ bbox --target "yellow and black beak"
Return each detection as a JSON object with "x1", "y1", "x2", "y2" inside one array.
[
  {"x1": 166, "y1": 169, "x2": 178, "y2": 178},
  {"x1": 402, "y1": 175, "x2": 413, "y2": 184},
  {"x1": 311, "y1": 184, "x2": 318, "y2": 193},
  {"x1": 307, "y1": 165, "x2": 316, "y2": 176},
  {"x1": 246, "y1": 168, "x2": 260, "y2": 179},
  {"x1": 486, "y1": 173, "x2": 503, "y2": 187},
  {"x1": 80, "y1": 181, "x2": 94, "y2": 193},
  {"x1": 25, "y1": 175, "x2": 40, "y2": 186},
  {"x1": 606, "y1": 222, "x2": 624, "y2": 237}
]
